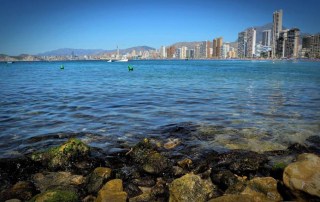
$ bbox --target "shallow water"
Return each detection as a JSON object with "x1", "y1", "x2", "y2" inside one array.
[{"x1": 0, "y1": 60, "x2": 319, "y2": 157}]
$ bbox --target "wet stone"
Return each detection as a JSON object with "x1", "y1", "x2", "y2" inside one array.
[
  {"x1": 211, "y1": 170, "x2": 239, "y2": 191},
  {"x1": 124, "y1": 183, "x2": 142, "y2": 198},
  {"x1": 96, "y1": 179, "x2": 128, "y2": 202},
  {"x1": 32, "y1": 171, "x2": 85, "y2": 192},
  {"x1": 30, "y1": 138, "x2": 90, "y2": 170},
  {"x1": 169, "y1": 173, "x2": 215, "y2": 202},
  {"x1": 29, "y1": 189, "x2": 79, "y2": 202},
  {"x1": 86, "y1": 167, "x2": 111, "y2": 194},
  {"x1": 0, "y1": 181, "x2": 37, "y2": 202},
  {"x1": 132, "y1": 177, "x2": 156, "y2": 187}
]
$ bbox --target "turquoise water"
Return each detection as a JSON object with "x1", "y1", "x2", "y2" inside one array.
[{"x1": 0, "y1": 60, "x2": 319, "y2": 157}]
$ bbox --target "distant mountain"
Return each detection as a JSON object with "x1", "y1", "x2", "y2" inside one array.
[{"x1": 38, "y1": 46, "x2": 155, "y2": 56}]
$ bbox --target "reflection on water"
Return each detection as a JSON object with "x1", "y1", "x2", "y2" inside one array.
[{"x1": 0, "y1": 60, "x2": 320, "y2": 157}]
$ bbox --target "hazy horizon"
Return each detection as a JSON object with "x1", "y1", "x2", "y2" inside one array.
[{"x1": 1, "y1": 0, "x2": 320, "y2": 55}]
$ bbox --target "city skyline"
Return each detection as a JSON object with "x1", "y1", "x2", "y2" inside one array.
[{"x1": 1, "y1": 0, "x2": 320, "y2": 56}]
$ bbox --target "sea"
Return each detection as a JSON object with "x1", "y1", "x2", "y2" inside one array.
[{"x1": 0, "y1": 60, "x2": 320, "y2": 158}]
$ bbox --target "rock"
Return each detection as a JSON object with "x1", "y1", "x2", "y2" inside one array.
[
  {"x1": 0, "y1": 181, "x2": 36, "y2": 201},
  {"x1": 30, "y1": 138, "x2": 90, "y2": 169},
  {"x1": 129, "y1": 193, "x2": 153, "y2": 202},
  {"x1": 208, "y1": 194, "x2": 256, "y2": 202},
  {"x1": 172, "y1": 166, "x2": 187, "y2": 176},
  {"x1": 169, "y1": 173, "x2": 215, "y2": 202},
  {"x1": 29, "y1": 189, "x2": 78, "y2": 202},
  {"x1": 83, "y1": 195, "x2": 96, "y2": 202},
  {"x1": 96, "y1": 179, "x2": 127, "y2": 202},
  {"x1": 164, "y1": 138, "x2": 181, "y2": 149},
  {"x1": 242, "y1": 177, "x2": 282, "y2": 201},
  {"x1": 32, "y1": 171, "x2": 85, "y2": 192},
  {"x1": 5, "y1": 199, "x2": 21, "y2": 202},
  {"x1": 283, "y1": 153, "x2": 320, "y2": 198},
  {"x1": 86, "y1": 167, "x2": 112, "y2": 193},
  {"x1": 211, "y1": 150, "x2": 267, "y2": 176},
  {"x1": 124, "y1": 183, "x2": 142, "y2": 198},
  {"x1": 177, "y1": 158, "x2": 193, "y2": 169},
  {"x1": 211, "y1": 170, "x2": 239, "y2": 191},
  {"x1": 132, "y1": 177, "x2": 156, "y2": 187},
  {"x1": 129, "y1": 138, "x2": 169, "y2": 174}
]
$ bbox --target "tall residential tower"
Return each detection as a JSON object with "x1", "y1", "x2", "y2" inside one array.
[{"x1": 272, "y1": 9, "x2": 283, "y2": 58}]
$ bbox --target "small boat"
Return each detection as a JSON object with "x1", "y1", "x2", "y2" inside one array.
[
  {"x1": 117, "y1": 58, "x2": 128, "y2": 62},
  {"x1": 6, "y1": 61, "x2": 13, "y2": 64},
  {"x1": 107, "y1": 59, "x2": 112, "y2": 62}
]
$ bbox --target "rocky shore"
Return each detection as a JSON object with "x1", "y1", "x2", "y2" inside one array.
[{"x1": 1, "y1": 135, "x2": 320, "y2": 202}]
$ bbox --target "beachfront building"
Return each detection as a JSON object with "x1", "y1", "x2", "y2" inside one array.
[
  {"x1": 166, "y1": 46, "x2": 176, "y2": 58},
  {"x1": 237, "y1": 31, "x2": 247, "y2": 58},
  {"x1": 302, "y1": 34, "x2": 320, "y2": 58},
  {"x1": 206, "y1": 40, "x2": 212, "y2": 58},
  {"x1": 276, "y1": 28, "x2": 300, "y2": 58},
  {"x1": 199, "y1": 41, "x2": 207, "y2": 58},
  {"x1": 272, "y1": 9, "x2": 283, "y2": 58},
  {"x1": 160, "y1": 46, "x2": 166, "y2": 59},
  {"x1": 262, "y1": 29, "x2": 272, "y2": 46},
  {"x1": 227, "y1": 47, "x2": 237, "y2": 58},
  {"x1": 180, "y1": 46, "x2": 188, "y2": 59},
  {"x1": 212, "y1": 37, "x2": 223, "y2": 58},
  {"x1": 186, "y1": 49, "x2": 195, "y2": 59},
  {"x1": 246, "y1": 28, "x2": 256, "y2": 58},
  {"x1": 195, "y1": 44, "x2": 201, "y2": 59},
  {"x1": 221, "y1": 43, "x2": 230, "y2": 59}
]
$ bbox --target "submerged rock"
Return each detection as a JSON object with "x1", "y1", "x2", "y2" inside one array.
[
  {"x1": 32, "y1": 171, "x2": 85, "y2": 192},
  {"x1": 211, "y1": 170, "x2": 239, "y2": 191},
  {"x1": 29, "y1": 189, "x2": 78, "y2": 202},
  {"x1": 96, "y1": 179, "x2": 127, "y2": 202},
  {"x1": 30, "y1": 138, "x2": 90, "y2": 169},
  {"x1": 283, "y1": 153, "x2": 320, "y2": 198},
  {"x1": 169, "y1": 173, "x2": 215, "y2": 202},
  {"x1": 211, "y1": 150, "x2": 267, "y2": 176},
  {"x1": 129, "y1": 138, "x2": 169, "y2": 174}
]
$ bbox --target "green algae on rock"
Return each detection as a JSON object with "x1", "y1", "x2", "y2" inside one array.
[
  {"x1": 29, "y1": 189, "x2": 78, "y2": 202},
  {"x1": 129, "y1": 138, "x2": 169, "y2": 174},
  {"x1": 86, "y1": 167, "x2": 112, "y2": 193},
  {"x1": 30, "y1": 138, "x2": 90, "y2": 169}
]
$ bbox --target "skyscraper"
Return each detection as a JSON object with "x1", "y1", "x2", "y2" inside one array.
[
  {"x1": 212, "y1": 37, "x2": 223, "y2": 58},
  {"x1": 276, "y1": 28, "x2": 300, "y2": 58},
  {"x1": 206, "y1": 40, "x2": 212, "y2": 58},
  {"x1": 166, "y1": 46, "x2": 176, "y2": 59},
  {"x1": 237, "y1": 31, "x2": 247, "y2": 58},
  {"x1": 246, "y1": 28, "x2": 256, "y2": 58},
  {"x1": 272, "y1": 9, "x2": 283, "y2": 58},
  {"x1": 181, "y1": 46, "x2": 188, "y2": 59},
  {"x1": 262, "y1": 30, "x2": 271, "y2": 46},
  {"x1": 160, "y1": 46, "x2": 166, "y2": 58}
]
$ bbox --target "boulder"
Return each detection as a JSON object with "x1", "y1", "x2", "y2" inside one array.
[
  {"x1": 86, "y1": 167, "x2": 112, "y2": 193},
  {"x1": 208, "y1": 194, "x2": 256, "y2": 202},
  {"x1": 29, "y1": 189, "x2": 78, "y2": 202},
  {"x1": 211, "y1": 170, "x2": 239, "y2": 191},
  {"x1": 242, "y1": 177, "x2": 282, "y2": 201},
  {"x1": 0, "y1": 181, "x2": 36, "y2": 201},
  {"x1": 32, "y1": 171, "x2": 85, "y2": 192},
  {"x1": 30, "y1": 138, "x2": 90, "y2": 169},
  {"x1": 129, "y1": 138, "x2": 169, "y2": 174},
  {"x1": 169, "y1": 173, "x2": 215, "y2": 202},
  {"x1": 283, "y1": 153, "x2": 320, "y2": 198},
  {"x1": 95, "y1": 179, "x2": 127, "y2": 202}
]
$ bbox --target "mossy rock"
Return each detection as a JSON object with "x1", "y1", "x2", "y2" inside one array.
[
  {"x1": 130, "y1": 138, "x2": 169, "y2": 174},
  {"x1": 30, "y1": 138, "x2": 90, "y2": 169},
  {"x1": 29, "y1": 189, "x2": 78, "y2": 202}
]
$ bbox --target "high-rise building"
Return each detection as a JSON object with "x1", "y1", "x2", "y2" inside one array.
[
  {"x1": 195, "y1": 44, "x2": 201, "y2": 59},
  {"x1": 181, "y1": 46, "x2": 188, "y2": 59},
  {"x1": 206, "y1": 40, "x2": 212, "y2": 58},
  {"x1": 301, "y1": 34, "x2": 320, "y2": 58},
  {"x1": 160, "y1": 46, "x2": 166, "y2": 58},
  {"x1": 276, "y1": 28, "x2": 300, "y2": 58},
  {"x1": 186, "y1": 49, "x2": 195, "y2": 59},
  {"x1": 166, "y1": 46, "x2": 176, "y2": 58},
  {"x1": 262, "y1": 30, "x2": 271, "y2": 46},
  {"x1": 246, "y1": 28, "x2": 256, "y2": 58},
  {"x1": 221, "y1": 43, "x2": 230, "y2": 59},
  {"x1": 175, "y1": 48, "x2": 181, "y2": 59},
  {"x1": 199, "y1": 41, "x2": 207, "y2": 58},
  {"x1": 272, "y1": 9, "x2": 283, "y2": 58},
  {"x1": 212, "y1": 37, "x2": 223, "y2": 58},
  {"x1": 311, "y1": 34, "x2": 320, "y2": 58},
  {"x1": 237, "y1": 31, "x2": 247, "y2": 58}
]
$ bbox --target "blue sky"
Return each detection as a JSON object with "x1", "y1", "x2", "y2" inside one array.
[{"x1": 1, "y1": 0, "x2": 319, "y2": 55}]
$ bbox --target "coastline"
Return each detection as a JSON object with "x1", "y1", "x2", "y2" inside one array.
[{"x1": 0, "y1": 134, "x2": 319, "y2": 201}]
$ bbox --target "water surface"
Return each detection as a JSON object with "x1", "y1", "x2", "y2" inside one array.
[{"x1": 0, "y1": 60, "x2": 319, "y2": 157}]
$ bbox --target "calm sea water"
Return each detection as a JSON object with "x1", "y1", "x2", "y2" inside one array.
[{"x1": 0, "y1": 60, "x2": 320, "y2": 157}]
